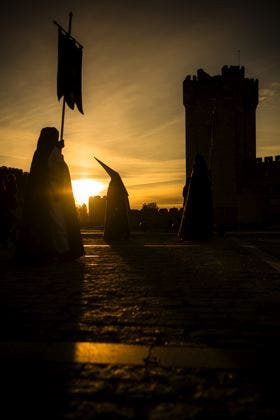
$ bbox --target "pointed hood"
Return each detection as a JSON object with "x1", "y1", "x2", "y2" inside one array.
[
  {"x1": 94, "y1": 157, "x2": 128, "y2": 195},
  {"x1": 94, "y1": 157, "x2": 119, "y2": 179}
]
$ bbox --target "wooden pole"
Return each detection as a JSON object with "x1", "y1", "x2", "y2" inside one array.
[{"x1": 59, "y1": 12, "x2": 73, "y2": 143}]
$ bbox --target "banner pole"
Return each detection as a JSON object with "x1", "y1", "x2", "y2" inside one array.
[{"x1": 59, "y1": 12, "x2": 73, "y2": 143}]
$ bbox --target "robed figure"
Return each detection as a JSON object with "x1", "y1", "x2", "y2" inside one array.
[
  {"x1": 95, "y1": 158, "x2": 130, "y2": 240},
  {"x1": 15, "y1": 127, "x2": 84, "y2": 262},
  {"x1": 178, "y1": 153, "x2": 213, "y2": 240}
]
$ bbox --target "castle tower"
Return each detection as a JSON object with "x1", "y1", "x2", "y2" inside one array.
[
  {"x1": 88, "y1": 195, "x2": 106, "y2": 227},
  {"x1": 183, "y1": 65, "x2": 258, "y2": 227}
]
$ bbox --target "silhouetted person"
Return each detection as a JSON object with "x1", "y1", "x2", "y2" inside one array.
[
  {"x1": 15, "y1": 127, "x2": 84, "y2": 262},
  {"x1": 95, "y1": 157, "x2": 130, "y2": 240},
  {"x1": 178, "y1": 153, "x2": 213, "y2": 240}
]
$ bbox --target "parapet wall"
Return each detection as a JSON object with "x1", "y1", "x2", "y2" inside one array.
[
  {"x1": 183, "y1": 66, "x2": 258, "y2": 108},
  {"x1": 221, "y1": 65, "x2": 245, "y2": 78},
  {"x1": 256, "y1": 155, "x2": 280, "y2": 165},
  {"x1": 251, "y1": 156, "x2": 280, "y2": 188}
]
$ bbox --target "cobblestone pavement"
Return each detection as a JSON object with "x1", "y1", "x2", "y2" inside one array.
[{"x1": 1, "y1": 231, "x2": 280, "y2": 419}]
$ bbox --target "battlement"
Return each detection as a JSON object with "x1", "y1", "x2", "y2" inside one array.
[
  {"x1": 184, "y1": 66, "x2": 258, "y2": 84},
  {"x1": 183, "y1": 65, "x2": 258, "y2": 107},
  {"x1": 256, "y1": 155, "x2": 280, "y2": 164},
  {"x1": 221, "y1": 65, "x2": 245, "y2": 78}
]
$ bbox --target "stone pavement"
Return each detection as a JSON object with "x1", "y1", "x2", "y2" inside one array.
[{"x1": 1, "y1": 230, "x2": 280, "y2": 419}]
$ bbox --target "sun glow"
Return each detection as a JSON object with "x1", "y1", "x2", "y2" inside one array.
[{"x1": 71, "y1": 179, "x2": 106, "y2": 206}]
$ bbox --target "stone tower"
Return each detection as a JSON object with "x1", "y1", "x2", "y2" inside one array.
[{"x1": 183, "y1": 65, "x2": 258, "y2": 227}]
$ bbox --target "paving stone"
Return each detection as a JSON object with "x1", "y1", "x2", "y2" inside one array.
[{"x1": 0, "y1": 231, "x2": 280, "y2": 418}]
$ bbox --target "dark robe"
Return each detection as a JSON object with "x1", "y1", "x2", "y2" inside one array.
[
  {"x1": 104, "y1": 174, "x2": 130, "y2": 240},
  {"x1": 95, "y1": 157, "x2": 130, "y2": 240},
  {"x1": 15, "y1": 128, "x2": 84, "y2": 262},
  {"x1": 178, "y1": 154, "x2": 213, "y2": 240}
]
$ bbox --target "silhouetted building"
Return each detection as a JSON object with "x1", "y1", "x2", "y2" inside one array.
[
  {"x1": 0, "y1": 166, "x2": 28, "y2": 246},
  {"x1": 76, "y1": 204, "x2": 89, "y2": 227},
  {"x1": 130, "y1": 204, "x2": 182, "y2": 232},
  {"x1": 183, "y1": 65, "x2": 280, "y2": 228},
  {"x1": 88, "y1": 195, "x2": 106, "y2": 227}
]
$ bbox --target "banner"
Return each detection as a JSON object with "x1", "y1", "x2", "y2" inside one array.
[{"x1": 57, "y1": 28, "x2": 84, "y2": 114}]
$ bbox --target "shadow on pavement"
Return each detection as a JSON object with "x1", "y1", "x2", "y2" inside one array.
[
  {"x1": 105, "y1": 234, "x2": 280, "y2": 352},
  {"x1": 0, "y1": 256, "x2": 85, "y2": 417}
]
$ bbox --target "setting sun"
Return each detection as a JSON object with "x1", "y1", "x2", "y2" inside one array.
[{"x1": 71, "y1": 179, "x2": 106, "y2": 206}]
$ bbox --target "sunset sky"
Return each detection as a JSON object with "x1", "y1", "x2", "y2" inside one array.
[{"x1": 1, "y1": 1, "x2": 280, "y2": 208}]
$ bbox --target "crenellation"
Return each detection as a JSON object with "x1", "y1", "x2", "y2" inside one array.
[
  {"x1": 221, "y1": 65, "x2": 245, "y2": 78},
  {"x1": 183, "y1": 66, "x2": 258, "y2": 109},
  {"x1": 256, "y1": 155, "x2": 280, "y2": 165}
]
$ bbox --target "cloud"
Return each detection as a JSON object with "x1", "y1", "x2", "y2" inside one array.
[
  {"x1": 128, "y1": 179, "x2": 184, "y2": 209},
  {"x1": 0, "y1": 154, "x2": 30, "y2": 170},
  {"x1": 259, "y1": 82, "x2": 280, "y2": 103},
  {"x1": 1, "y1": 0, "x2": 280, "y2": 210}
]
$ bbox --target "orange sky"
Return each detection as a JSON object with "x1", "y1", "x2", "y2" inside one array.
[{"x1": 0, "y1": 1, "x2": 280, "y2": 208}]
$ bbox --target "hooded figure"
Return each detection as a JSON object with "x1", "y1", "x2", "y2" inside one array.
[
  {"x1": 15, "y1": 127, "x2": 84, "y2": 262},
  {"x1": 178, "y1": 153, "x2": 213, "y2": 240},
  {"x1": 95, "y1": 157, "x2": 130, "y2": 240}
]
